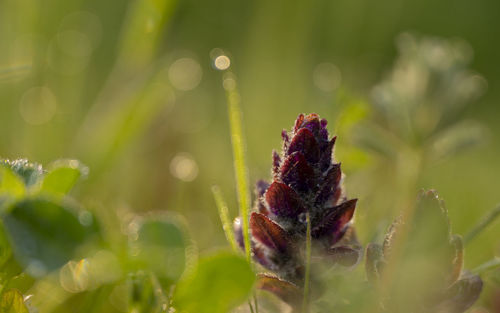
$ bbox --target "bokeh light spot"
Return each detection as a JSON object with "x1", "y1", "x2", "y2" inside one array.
[
  {"x1": 168, "y1": 58, "x2": 202, "y2": 91},
  {"x1": 313, "y1": 62, "x2": 342, "y2": 92},
  {"x1": 19, "y1": 87, "x2": 57, "y2": 125},
  {"x1": 57, "y1": 30, "x2": 93, "y2": 57},
  {"x1": 214, "y1": 55, "x2": 231, "y2": 70},
  {"x1": 170, "y1": 153, "x2": 198, "y2": 182}
]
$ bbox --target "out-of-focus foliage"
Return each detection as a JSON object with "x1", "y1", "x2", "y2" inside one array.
[
  {"x1": 1, "y1": 0, "x2": 500, "y2": 311},
  {"x1": 173, "y1": 253, "x2": 255, "y2": 313}
]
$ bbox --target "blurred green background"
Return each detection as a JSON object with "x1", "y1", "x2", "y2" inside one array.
[{"x1": 0, "y1": 0, "x2": 499, "y2": 309}]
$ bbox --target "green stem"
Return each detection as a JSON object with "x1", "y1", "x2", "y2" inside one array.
[
  {"x1": 472, "y1": 257, "x2": 500, "y2": 274},
  {"x1": 253, "y1": 290, "x2": 259, "y2": 313},
  {"x1": 464, "y1": 204, "x2": 500, "y2": 244},
  {"x1": 212, "y1": 185, "x2": 238, "y2": 251},
  {"x1": 248, "y1": 300, "x2": 255, "y2": 313},
  {"x1": 302, "y1": 212, "x2": 312, "y2": 313}
]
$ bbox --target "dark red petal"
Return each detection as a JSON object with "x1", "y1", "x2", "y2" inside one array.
[
  {"x1": 294, "y1": 114, "x2": 304, "y2": 132},
  {"x1": 250, "y1": 212, "x2": 291, "y2": 254},
  {"x1": 256, "y1": 274, "x2": 301, "y2": 306},
  {"x1": 280, "y1": 152, "x2": 315, "y2": 194},
  {"x1": 312, "y1": 199, "x2": 357, "y2": 242},
  {"x1": 287, "y1": 128, "x2": 320, "y2": 163},
  {"x1": 315, "y1": 163, "x2": 342, "y2": 206},
  {"x1": 265, "y1": 182, "x2": 305, "y2": 218}
]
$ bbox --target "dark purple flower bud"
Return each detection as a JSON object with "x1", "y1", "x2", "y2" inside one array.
[{"x1": 234, "y1": 113, "x2": 360, "y2": 293}]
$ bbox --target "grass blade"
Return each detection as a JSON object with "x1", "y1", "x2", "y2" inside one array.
[
  {"x1": 472, "y1": 257, "x2": 500, "y2": 274},
  {"x1": 223, "y1": 72, "x2": 252, "y2": 262},
  {"x1": 212, "y1": 185, "x2": 238, "y2": 252},
  {"x1": 464, "y1": 204, "x2": 500, "y2": 244}
]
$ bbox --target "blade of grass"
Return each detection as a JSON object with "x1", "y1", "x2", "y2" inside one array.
[
  {"x1": 221, "y1": 68, "x2": 255, "y2": 313},
  {"x1": 223, "y1": 72, "x2": 252, "y2": 262},
  {"x1": 302, "y1": 212, "x2": 312, "y2": 313},
  {"x1": 212, "y1": 185, "x2": 238, "y2": 252},
  {"x1": 464, "y1": 204, "x2": 500, "y2": 244},
  {"x1": 472, "y1": 257, "x2": 500, "y2": 274}
]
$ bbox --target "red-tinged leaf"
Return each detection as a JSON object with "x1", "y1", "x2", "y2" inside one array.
[
  {"x1": 256, "y1": 274, "x2": 301, "y2": 305},
  {"x1": 265, "y1": 182, "x2": 305, "y2": 218},
  {"x1": 312, "y1": 199, "x2": 357, "y2": 243},
  {"x1": 280, "y1": 152, "x2": 315, "y2": 194},
  {"x1": 250, "y1": 212, "x2": 291, "y2": 254},
  {"x1": 287, "y1": 128, "x2": 320, "y2": 164}
]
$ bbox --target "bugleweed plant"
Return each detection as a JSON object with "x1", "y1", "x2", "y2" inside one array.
[{"x1": 233, "y1": 113, "x2": 361, "y2": 304}]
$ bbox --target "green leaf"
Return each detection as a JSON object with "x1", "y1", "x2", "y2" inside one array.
[
  {"x1": 0, "y1": 166, "x2": 25, "y2": 198},
  {"x1": 40, "y1": 160, "x2": 88, "y2": 195},
  {"x1": 0, "y1": 289, "x2": 29, "y2": 313},
  {"x1": 129, "y1": 215, "x2": 187, "y2": 283},
  {"x1": 173, "y1": 252, "x2": 255, "y2": 313},
  {"x1": 3, "y1": 198, "x2": 99, "y2": 277}
]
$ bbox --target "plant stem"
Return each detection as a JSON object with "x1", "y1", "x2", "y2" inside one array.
[
  {"x1": 302, "y1": 212, "x2": 312, "y2": 313},
  {"x1": 464, "y1": 204, "x2": 500, "y2": 244},
  {"x1": 248, "y1": 300, "x2": 255, "y2": 313},
  {"x1": 212, "y1": 185, "x2": 238, "y2": 251},
  {"x1": 253, "y1": 291, "x2": 259, "y2": 313}
]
